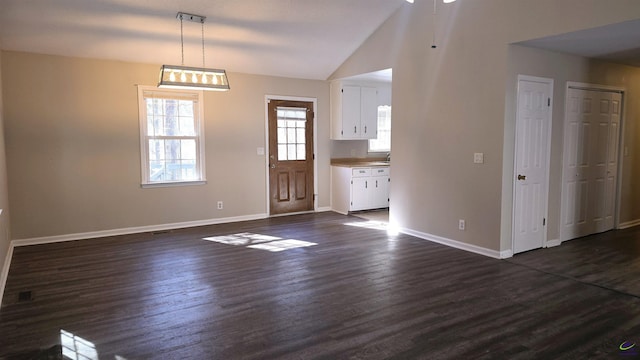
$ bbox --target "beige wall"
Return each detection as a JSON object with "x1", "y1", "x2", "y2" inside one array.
[
  {"x1": 0, "y1": 50, "x2": 11, "y2": 277},
  {"x1": 331, "y1": 0, "x2": 640, "y2": 252},
  {"x1": 1, "y1": 51, "x2": 330, "y2": 239}
]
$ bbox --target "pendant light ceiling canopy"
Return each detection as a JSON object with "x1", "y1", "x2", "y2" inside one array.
[{"x1": 158, "y1": 12, "x2": 230, "y2": 91}]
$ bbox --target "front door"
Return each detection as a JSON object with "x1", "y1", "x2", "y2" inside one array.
[
  {"x1": 513, "y1": 76, "x2": 553, "y2": 254},
  {"x1": 268, "y1": 100, "x2": 314, "y2": 215}
]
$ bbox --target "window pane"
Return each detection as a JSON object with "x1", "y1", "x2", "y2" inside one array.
[
  {"x1": 164, "y1": 140, "x2": 181, "y2": 160},
  {"x1": 369, "y1": 105, "x2": 391, "y2": 152},
  {"x1": 179, "y1": 117, "x2": 195, "y2": 136},
  {"x1": 287, "y1": 128, "x2": 296, "y2": 143},
  {"x1": 278, "y1": 145, "x2": 287, "y2": 161},
  {"x1": 149, "y1": 140, "x2": 164, "y2": 160},
  {"x1": 149, "y1": 161, "x2": 165, "y2": 181},
  {"x1": 178, "y1": 100, "x2": 193, "y2": 117},
  {"x1": 181, "y1": 140, "x2": 196, "y2": 160},
  {"x1": 297, "y1": 129, "x2": 305, "y2": 144},
  {"x1": 180, "y1": 160, "x2": 197, "y2": 180},
  {"x1": 277, "y1": 128, "x2": 287, "y2": 144},
  {"x1": 297, "y1": 144, "x2": 306, "y2": 160},
  {"x1": 287, "y1": 144, "x2": 296, "y2": 160}
]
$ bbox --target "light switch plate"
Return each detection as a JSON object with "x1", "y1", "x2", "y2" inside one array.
[
  {"x1": 257, "y1": 147, "x2": 265, "y2": 155},
  {"x1": 474, "y1": 153, "x2": 484, "y2": 164}
]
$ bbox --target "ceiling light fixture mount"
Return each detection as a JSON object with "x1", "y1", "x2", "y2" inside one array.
[{"x1": 158, "y1": 12, "x2": 230, "y2": 91}]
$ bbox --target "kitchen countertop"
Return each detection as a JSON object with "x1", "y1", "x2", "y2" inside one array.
[{"x1": 330, "y1": 158, "x2": 390, "y2": 168}]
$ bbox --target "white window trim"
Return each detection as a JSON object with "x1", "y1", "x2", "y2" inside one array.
[{"x1": 137, "y1": 85, "x2": 206, "y2": 188}]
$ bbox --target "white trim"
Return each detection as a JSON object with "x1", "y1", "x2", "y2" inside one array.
[
  {"x1": 619, "y1": 219, "x2": 640, "y2": 230},
  {"x1": 401, "y1": 227, "x2": 506, "y2": 259},
  {"x1": 0, "y1": 243, "x2": 14, "y2": 308},
  {"x1": 512, "y1": 75, "x2": 553, "y2": 254},
  {"x1": 11, "y1": 214, "x2": 268, "y2": 247},
  {"x1": 545, "y1": 238, "x2": 561, "y2": 248},
  {"x1": 316, "y1": 206, "x2": 332, "y2": 212},
  {"x1": 141, "y1": 180, "x2": 206, "y2": 188},
  {"x1": 567, "y1": 81, "x2": 625, "y2": 93},
  {"x1": 264, "y1": 95, "x2": 319, "y2": 215}
]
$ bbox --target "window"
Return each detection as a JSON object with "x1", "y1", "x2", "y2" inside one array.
[
  {"x1": 277, "y1": 107, "x2": 307, "y2": 161},
  {"x1": 138, "y1": 86, "x2": 205, "y2": 186},
  {"x1": 369, "y1": 105, "x2": 391, "y2": 152}
]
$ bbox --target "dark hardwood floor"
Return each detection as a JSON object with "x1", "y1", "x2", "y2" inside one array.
[{"x1": 1, "y1": 212, "x2": 640, "y2": 359}]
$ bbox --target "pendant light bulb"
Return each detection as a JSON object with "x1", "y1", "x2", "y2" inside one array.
[
  {"x1": 169, "y1": 71, "x2": 176, "y2": 82},
  {"x1": 191, "y1": 72, "x2": 198, "y2": 83},
  {"x1": 180, "y1": 72, "x2": 187, "y2": 82},
  {"x1": 202, "y1": 73, "x2": 208, "y2": 84},
  {"x1": 212, "y1": 75, "x2": 219, "y2": 85}
]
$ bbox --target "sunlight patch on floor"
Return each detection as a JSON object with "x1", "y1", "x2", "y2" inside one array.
[
  {"x1": 203, "y1": 232, "x2": 317, "y2": 252},
  {"x1": 60, "y1": 329, "x2": 99, "y2": 360}
]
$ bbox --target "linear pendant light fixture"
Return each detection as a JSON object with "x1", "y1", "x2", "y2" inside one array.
[{"x1": 158, "y1": 12, "x2": 230, "y2": 91}]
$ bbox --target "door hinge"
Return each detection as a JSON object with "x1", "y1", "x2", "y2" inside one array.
[
  {"x1": 543, "y1": 218, "x2": 546, "y2": 226},
  {"x1": 313, "y1": 153, "x2": 315, "y2": 160},
  {"x1": 350, "y1": 180, "x2": 353, "y2": 185},
  {"x1": 341, "y1": 130, "x2": 343, "y2": 135},
  {"x1": 548, "y1": 98, "x2": 551, "y2": 106}
]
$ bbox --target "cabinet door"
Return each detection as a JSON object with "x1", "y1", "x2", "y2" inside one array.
[
  {"x1": 341, "y1": 86, "x2": 361, "y2": 139},
  {"x1": 360, "y1": 87, "x2": 378, "y2": 139},
  {"x1": 370, "y1": 175, "x2": 389, "y2": 209},
  {"x1": 351, "y1": 177, "x2": 370, "y2": 211}
]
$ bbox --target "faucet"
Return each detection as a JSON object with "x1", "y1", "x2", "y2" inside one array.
[{"x1": 386, "y1": 153, "x2": 391, "y2": 162}]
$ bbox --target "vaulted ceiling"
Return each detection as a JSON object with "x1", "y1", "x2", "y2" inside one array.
[{"x1": 0, "y1": 0, "x2": 406, "y2": 80}]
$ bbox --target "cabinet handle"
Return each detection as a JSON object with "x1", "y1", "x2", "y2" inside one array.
[
  {"x1": 376, "y1": 180, "x2": 378, "y2": 187},
  {"x1": 364, "y1": 126, "x2": 367, "y2": 133},
  {"x1": 365, "y1": 181, "x2": 368, "y2": 189},
  {"x1": 354, "y1": 126, "x2": 357, "y2": 134}
]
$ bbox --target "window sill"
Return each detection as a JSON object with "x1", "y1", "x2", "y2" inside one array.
[{"x1": 141, "y1": 180, "x2": 207, "y2": 189}]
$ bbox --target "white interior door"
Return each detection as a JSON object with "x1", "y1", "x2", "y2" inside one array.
[
  {"x1": 561, "y1": 88, "x2": 622, "y2": 241},
  {"x1": 513, "y1": 76, "x2": 553, "y2": 254}
]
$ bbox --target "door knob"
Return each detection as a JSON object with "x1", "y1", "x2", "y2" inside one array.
[
  {"x1": 517, "y1": 174, "x2": 526, "y2": 181},
  {"x1": 270, "y1": 164, "x2": 276, "y2": 169}
]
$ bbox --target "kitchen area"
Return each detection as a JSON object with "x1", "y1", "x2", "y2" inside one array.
[{"x1": 329, "y1": 69, "x2": 392, "y2": 219}]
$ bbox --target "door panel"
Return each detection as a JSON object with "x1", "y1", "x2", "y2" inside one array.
[
  {"x1": 561, "y1": 89, "x2": 621, "y2": 240},
  {"x1": 268, "y1": 100, "x2": 314, "y2": 215},
  {"x1": 513, "y1": 78, "x2": 552, "y2": 254}
]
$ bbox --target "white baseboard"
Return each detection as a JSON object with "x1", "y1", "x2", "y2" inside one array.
[
  {"x1": 316, "y1": 206, "x2": 332, "y2": 212},
  {"x1": 400, "y1": 227, "x2": 505, "y2": 259},
  {"x1": 619, "y1": 219, "x2": 640, "y2": 230},
  {"x1": 500, "y1": 250, "x2": 514, "y2": 259},
  {"x1": 12, "y1": 213, "x2": 269, "y2": 247},
  {"x1": 0, "y1": 243, "x2": 14, "y2": 308},
  {"x1": 545, "y1": 238, "x2": 561, "y2": 248}
]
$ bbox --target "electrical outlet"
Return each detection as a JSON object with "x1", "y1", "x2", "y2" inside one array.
[
  {"x1": 459, "y1": 219, "x2": 466, "y2": 231},
  {"x1": 474, "y1": 153, "x2": 484, "y2": 164},
  {"x1": 217, "y1": 201, "x2": 223, "y2": 210}
]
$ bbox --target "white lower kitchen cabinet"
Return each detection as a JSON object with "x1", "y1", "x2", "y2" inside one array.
[{"x1": 331, "y1": 166, "x2": 390, "y2": 214}]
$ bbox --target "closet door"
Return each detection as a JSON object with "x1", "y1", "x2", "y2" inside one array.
[{"x1": 561, "y1": 88, "x2": 621, "y2": 241}]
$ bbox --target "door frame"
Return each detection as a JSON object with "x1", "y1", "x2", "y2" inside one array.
[
  {"x1": 560, "y1": 82, "x2": 626, "y2": 240},
  {"x1": 512, "y1": 75, "x2": 554, "y2": 253},
  {"x1": 264, "y1": 95, "x2": 318, "y2": 216}
]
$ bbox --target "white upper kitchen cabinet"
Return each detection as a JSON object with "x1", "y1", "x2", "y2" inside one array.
[{"x1": 330, "y1": 82, "x2": 378, "y2": 140}]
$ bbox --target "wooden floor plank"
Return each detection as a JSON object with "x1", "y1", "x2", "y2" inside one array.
[{"x1": 1, "y1": 212, "x2": 640, "y2": 359}]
